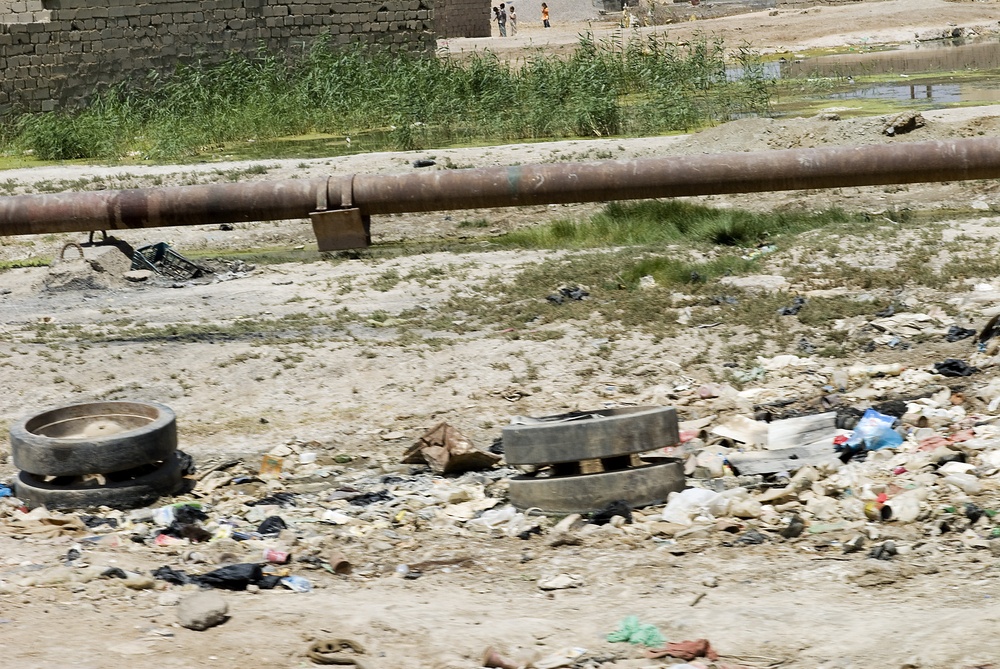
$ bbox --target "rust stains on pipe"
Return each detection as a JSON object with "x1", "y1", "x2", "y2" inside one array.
[
  {"x1": 1, "y1": 138, "x2": 1000, "y2": 236},
  {"x1": 354, "y1": 138, "x2": 1000, "y2": 213},
  {"x1": 0, "y1": 177, "x2": 331, "y2": 236}
]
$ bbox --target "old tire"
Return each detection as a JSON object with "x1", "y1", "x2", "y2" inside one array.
[
  {"x1": 11, "y1": 401, "x2": 176, "y2": 476},
  {"x1": 503, "y1": 406, "x2": 678, "y2": 465},
  {"x1": 508, "y1": 460, "x2": 685, "y2": 514},
  {"x1": 13, "y1": 452, "x2": 185, "y2": 510}
]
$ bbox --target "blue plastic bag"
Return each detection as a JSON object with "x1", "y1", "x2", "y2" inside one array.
[{"x1": 847, "y1": 408, "x2": 903, "y2": 451}]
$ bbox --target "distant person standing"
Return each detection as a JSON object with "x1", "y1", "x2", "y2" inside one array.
[
  {"x1": 509, "y1": 5, "x2": 518, "y2": 35},
  {"x1": 541, "y1": 2, "x2": 550, "y2": 27},
  {"x1": 498, "y1": 2, "x2": 508, "y2": 36}
]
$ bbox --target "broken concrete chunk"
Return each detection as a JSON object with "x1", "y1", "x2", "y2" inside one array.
[{"x1": 124, "y1": 269, "x2": 155, "y2": 282}]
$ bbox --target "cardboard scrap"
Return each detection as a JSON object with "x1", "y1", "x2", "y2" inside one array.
[
  {"x1": 2, "y1": 508, "x2": 86, "y2": 538},
  {"x1": 401, "y1": 422, "x2": 500, "y2": 474},
  {"x1": 710, "y1": 415, "x2": 768, "y2": 447},
  {"x1": 728, "y1": 443, "x2": 839, "y2": 476},
  {"x1": 766, "y1": 411, "x2": 837, "y2": 451}
]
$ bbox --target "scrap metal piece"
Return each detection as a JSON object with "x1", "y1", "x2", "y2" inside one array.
[{"x1": 310, "y1": 208, "x2": 371, "y2": 252}]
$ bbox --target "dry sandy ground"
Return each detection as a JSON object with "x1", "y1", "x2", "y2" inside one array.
[
  {"x1": 5, "y1": 3, "x2": 1000, "y2": 668},
  {"x1": 443, "y1": 0, "x2": 1000, "y2": 58}
]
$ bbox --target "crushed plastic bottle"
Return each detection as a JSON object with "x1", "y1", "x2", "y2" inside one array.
[{"x1": 280, "y1": 575, "x2": 312, "y2": 592}]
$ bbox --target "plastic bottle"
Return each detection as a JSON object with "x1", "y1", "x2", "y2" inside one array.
[
  {"x1": 151, "y1": 506, "x2": 175, "y2": 526},
  {"x1": 942, "y1": 473, "x2": 982, "y2": 495},
  {"x1": 882, "y1": 491, "x2": 923, "y2": 523},
  {"x1": 847, "y1": 363, "x2": 904, "y2": 380}
]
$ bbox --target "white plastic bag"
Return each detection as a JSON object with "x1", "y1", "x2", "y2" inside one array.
[{"x1": 662, "y1": 488, "x2": 723, "y2": 525}]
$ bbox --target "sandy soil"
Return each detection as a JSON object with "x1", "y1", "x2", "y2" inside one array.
[
  {"x1": 443, "y1": 0, "x2": 1000, "y2": 58},
  {"x1": 5, "y1": 3, "x2": 1000, "y2": 668}
]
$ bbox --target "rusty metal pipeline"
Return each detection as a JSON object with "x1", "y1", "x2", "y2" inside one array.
[{"x1": 2, "y1": 138, "x2": 1000, "y2": 238}]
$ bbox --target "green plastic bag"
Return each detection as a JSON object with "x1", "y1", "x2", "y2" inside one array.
[{"x1": 606, "y1": 616, "x2": 665, "y2": 647}]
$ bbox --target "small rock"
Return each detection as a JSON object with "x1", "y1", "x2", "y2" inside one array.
[
  {"x1": 736, "y1": 529, "x2": 767, "y2": 545},
  {"x1": 780, "y1": 515, "x2": 805, "y2": 539},
  {"x1": 869, "y1": 540, "x2": 898, "y2": 561},
  {"x1": 538, "y1": 573, "x2": 583, "y2": 591},
  {"x1": 552, "y1": 514, "x2": 583, "y2": 533},
  {"x1": 843, "y1": 535, "x2": 866, "y2": 554},
  {"x1": 989, "y1": 539, "x2": 1000, "y2": 558},
  {"x1": 157, "y1": 592, "x2": 182, "y2": 607},
  {"x1": 883, "y1": 111, "x2": 924, "y2": 137},
  {"x1": 546, "y1": 531, "x2": 582, "y2": 548},
  {"x1": 123, "y1": 269, "x2": 154, "y2": 282},
  {"x1": 177, "y1": 591, "x2": 229, "y2": 631},
  {"x1": 381, "y1": 431, "x2": 406, "y2": 441}
]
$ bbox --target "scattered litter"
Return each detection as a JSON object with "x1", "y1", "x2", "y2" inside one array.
[
  {"x1": 606, "y1": 616, "x2": 666, "y2": 647},
  {"x1": 842, "y1": 408, "x2": 903, "y2": 455},
  {"x1": 934, "y1": 359, "x2": 978, "y2": 377},
  {"x1": 152, "y1": 564, "x2": 280, "y2": 591},
  {"x1": 546, "y1": 285, "x2": 589, "y2": 305},
  {"x1": 777, "y1": 296, "x2": 806, "y2": 315},
  {"x1": 767, "y1": 411, "x2": 837, "y2": 450},
  {"x1": 646, "y1": 639, "x2": 719, "y2": 661},
  {"x1": 946, "y1": 325, "x2": 976, "y2": 342}
]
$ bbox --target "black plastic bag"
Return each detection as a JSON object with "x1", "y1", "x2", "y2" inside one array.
[
  {"x1": 257, "y1": 515, "x2": 288, "y2": 536},
  {"x1": 934, "y1": 358, "x2": 978, "y2": 377},
  {"x1": 589, "y1": 499, "x2": 632, "y2": 525}
]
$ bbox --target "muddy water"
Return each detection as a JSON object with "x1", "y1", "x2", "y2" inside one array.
[
  {"x1": 781, "y1": 39, "x2": 1000, "y2": 79},
  {"x1": 776, "y1": 39, "x2": 1000, "y2": 109}
]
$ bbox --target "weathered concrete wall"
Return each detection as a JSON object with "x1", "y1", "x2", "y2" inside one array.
[
  {"x1": 436, "y1": 0, "x2": 489, "y2": 37},
  {"x1": 0, "y1": 0, "x2": 435, "y2": 115}
]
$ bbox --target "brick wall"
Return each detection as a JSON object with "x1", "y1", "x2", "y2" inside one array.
[
  {"x1": 436, "y1": 0, "x2": 489, "y2": 38},
  {"x1": 0, "y1": 0, "x2": 436, "y2": 115}
]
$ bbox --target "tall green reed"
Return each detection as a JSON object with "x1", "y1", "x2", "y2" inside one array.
[{"x1": 7, "y1": 32, "x2": 772, "y2": 161}]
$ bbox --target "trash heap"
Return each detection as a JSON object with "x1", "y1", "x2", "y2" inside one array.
[
  {"x1": 4, "y1": 309, "x2": 1000, "y2": 662},
  {"x1": 648, "y1": 329, "x2": 1000, "y2": 557}
]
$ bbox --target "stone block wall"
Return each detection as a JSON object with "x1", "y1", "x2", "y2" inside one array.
[
  {"x1": 0, "y1": 0, "x2": 435, "y2": 115},
  {"x1": 436, "y1": 0, "x2": 489, "y2": 38},
  {"x1": 0, "y1": 0, "x2": 49, "y2": 24}
]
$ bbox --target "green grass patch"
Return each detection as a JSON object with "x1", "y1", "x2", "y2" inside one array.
[
  {"x1": 0, "y1": 257, "x2": 51, "y2": 271},
  {"x1": 795, "y1": 295, "x2": 891, "y2": 326},
  {"x1": 498, "y1": 200, "x2": 861, "y2": 249}
]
